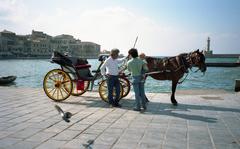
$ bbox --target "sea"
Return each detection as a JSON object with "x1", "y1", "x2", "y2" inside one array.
[{"x1": 0, "y1": 57, "x2": 239, "y2": 93}]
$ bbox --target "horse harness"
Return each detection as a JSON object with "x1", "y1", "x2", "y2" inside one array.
[
  {"x1": 150, "y1": 54, "x2": 191, "y2": 73},
  {"x1": 146, "y1": 53, "x2": 198, "y2": 83}
]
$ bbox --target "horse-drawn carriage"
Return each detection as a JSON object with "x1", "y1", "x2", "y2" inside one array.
[
  {"x1": 43, "y1": 50, "x2": 207, "y2": 106},
  {"x1": 43, "y1": 51, "x2": 130, "y2": 102}
]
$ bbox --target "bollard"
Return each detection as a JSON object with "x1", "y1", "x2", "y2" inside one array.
[{"x1": 235, "y1": 79, "x2": 240, "y2": 92}]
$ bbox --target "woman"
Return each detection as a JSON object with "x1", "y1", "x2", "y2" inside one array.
[{"x1": 127, "y1": 48, "x2": 148, "y2": 111}]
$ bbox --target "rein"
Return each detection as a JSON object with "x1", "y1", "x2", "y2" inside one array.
[{"x1": 178, "y1": 73, "x2": 189, "y2": 84}]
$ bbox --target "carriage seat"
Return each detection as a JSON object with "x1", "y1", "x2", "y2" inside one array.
[
  {"x1": 75, "y1": 64, "x2": 91, "y2": 69},
  {"x1": 76, "y1": 64, "x2": 94, "y2": 81},
  {"x1": 51, "y1": 51, "x2": 89, "y2": 67}
]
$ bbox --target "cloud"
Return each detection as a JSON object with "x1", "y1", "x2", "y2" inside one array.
[
  {"x1": 29, "y1": 7, "x2": 211, "y2": 56},
  {"x1": 0, "y1": 0, "x2": 29, "y2": 32},
  {"x1": 2, "y1": 3, "x2": 237, "y2": 56},
  {"x1": 0, "y1": 0, "x2": 27, "y2": 22}
]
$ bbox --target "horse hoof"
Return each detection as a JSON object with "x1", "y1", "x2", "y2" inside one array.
[
  {"x1": 171, "y1": 99, "x2": 178, "y2": 106},
  {"x1": 172, "y1": 102, "x2": 178, "y2": 106}
]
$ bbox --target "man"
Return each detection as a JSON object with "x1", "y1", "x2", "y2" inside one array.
[
  {"x1": 100, "y1": 49, "x2": 125, "y2": 107},
  {"x1": 127, "y1": 48, "x2": 148, "y2": 111}
]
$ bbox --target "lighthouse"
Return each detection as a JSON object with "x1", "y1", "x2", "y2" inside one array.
[
  {"x1": 204, "y1": 37, "x2": 213, "y2": 56},
  {"x1": 207, "y1": 37, "x2": 210, "y2": 52}
]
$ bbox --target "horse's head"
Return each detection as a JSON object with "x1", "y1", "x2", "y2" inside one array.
[{"x1": 189, "y1": 49, "x2": 207, "y2": 72}]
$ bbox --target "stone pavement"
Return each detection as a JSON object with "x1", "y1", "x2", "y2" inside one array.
[{"x1": 0, "y1": 87, "x2": 240, "y2": 149}]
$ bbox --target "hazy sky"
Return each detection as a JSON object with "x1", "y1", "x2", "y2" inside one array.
[{"x1": 1, "y1": 0, "x2": 239, "y2": 56}]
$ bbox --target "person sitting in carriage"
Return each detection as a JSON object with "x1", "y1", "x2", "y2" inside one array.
[{"x1": 100, "y1": 48, "x2": 126, "y2": 108}]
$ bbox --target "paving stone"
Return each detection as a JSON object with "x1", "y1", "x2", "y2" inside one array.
[
  {"x1": 189, "y1": 143, "x2": 213, "y2": 149},
  {"x1": 112, "y1": 140, "x2": 138, "y2": 149},
  {"x1": 118, "y1": 133, "x2": 143, "y2": 142},
  {"x1": 104, "y1": 128, "x2": 125, "y2": 135},
  {"x1": 215, "y1": 143, "x2": 240, "y2": 149},
  {"x1": 91, "y1": 144, "x2": 112, "y2": 149},
  {"x1": 74, "y1": 133, "x2": 98, "y2": 140},
  {"x1": 0, "y1": 131, "x2": 15, "y2": 139},
  {"x1": 26, "y1": 131, "x2": 57, "y2": 143},
  {"x1": 83, "y1": 127, "x2": 105, "y2": 134},
  {"x1": 0, "y1": 138, "x2": 22, "y2": 148},
  {"x1": 95, "y1": 134, "x2": 118, "y2": 146},
  {"x1": 137, "y1": 142, "x2": 162, "y2": 149},
  {"x1": 68, "y1": 124, "x2": 90, "y2": 131},
  {"x1": 141, "y1": 132, "x2": 165, "y2": 143},
  {"x1": 62, "y1": 138, "x2": 93, "y2": 149},
  {"x1": 35, "y1": 139, "x2": 67, "y2": 149},
  {"x1": 43, "y1": 126, "x2": 67, "y2": 133},
  {"x1": 4, "y1": 123, "x2": 31, "y2": 132},
  {"x1": 52, "y1": 130, "x2": 81, "y2": 141},
  {"x1": 9, "y1": 128, "x2": 42, "y2": 139},
  {"x1": 7, "y1": 141, "x2": 41, "y2": 149},
  {"x1": 163, "y1": 141, "x2": 187, "y2": 149}
]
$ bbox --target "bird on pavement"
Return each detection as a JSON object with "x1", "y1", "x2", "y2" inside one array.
[{"x1": 54, "y1": 105, "x2": 72, "y2": 123}]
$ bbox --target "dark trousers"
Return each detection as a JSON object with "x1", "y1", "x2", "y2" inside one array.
[{"x1": 107, "y1": 75, "x2": 120, "y2": 105}]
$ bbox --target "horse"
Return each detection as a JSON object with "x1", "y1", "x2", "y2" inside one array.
[{"x1": 145, "y1": 49, "x2": 207, "y2": 106}]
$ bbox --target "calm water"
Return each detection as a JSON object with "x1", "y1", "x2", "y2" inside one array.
[{"x1": 0, "y1": 58, "x2": 239, "y2": 93}]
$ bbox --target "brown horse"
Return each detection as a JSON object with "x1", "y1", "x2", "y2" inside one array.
[{"x1": 145, "y1": 50, "x2": 207, "y2": 106}]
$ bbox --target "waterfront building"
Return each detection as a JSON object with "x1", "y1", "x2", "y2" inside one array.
[
  {"x1": 0, "y1": 30, "x2": 100, "y2": 59},
  {"x1": 51, "y1": 34, "x2": 80, "y2": 55},
  {"x1": 74, "y1": 42, "x2": 100, "y2": 59},
  {"x1": 0, "y1": 30, "x2": 16, "y2": 57}
]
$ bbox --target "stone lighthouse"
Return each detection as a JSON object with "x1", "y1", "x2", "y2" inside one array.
[{"x1": 204, "y1": 37, "x2": 213, "y2": 56}]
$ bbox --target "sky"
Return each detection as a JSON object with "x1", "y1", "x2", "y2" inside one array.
[{"x1": 0, "y1": 0, "x2": 240, "y2": 56}]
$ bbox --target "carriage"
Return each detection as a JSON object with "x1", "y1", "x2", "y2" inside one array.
[
  {"x1": 43, "y1": 49, "x2": 207, "y2": 106},
  {"x1": 43, "y1": 51, "x2": 131, "y2": 102}
]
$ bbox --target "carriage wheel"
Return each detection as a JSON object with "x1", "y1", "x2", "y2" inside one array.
[
  {"x1": 71, "y1": 80, "x2": 90, "y2": 96},
  {"x1": 43, "y1": 69, "x2": 73, "y2": 101},
  {"x1": 119, "y1": 77, "x2": 130, "y2": 98},
  {"x1": 98, "y1": 80, "x2": 123, "y2": 103}
]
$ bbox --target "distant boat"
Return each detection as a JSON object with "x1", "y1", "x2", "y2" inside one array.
[{"x1": 0, "y1": 76, "x2": 17, "y2": 85}]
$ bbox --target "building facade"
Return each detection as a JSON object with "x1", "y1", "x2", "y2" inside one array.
[{"x1": 0, "y1": 30, "x2": 100, "y2": 59}]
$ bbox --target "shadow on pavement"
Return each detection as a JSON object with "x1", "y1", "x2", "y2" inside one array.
[{"x1": 62, "y1": 96, "x2": 240, "y2": 123}]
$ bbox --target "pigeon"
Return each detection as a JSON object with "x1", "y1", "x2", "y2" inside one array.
[
  {"x1": 54, "y1": 105, "x2": 72, "y2": 123},
  {"x1": 82, "y1": 140, "x2": 94, "y2": 149}
]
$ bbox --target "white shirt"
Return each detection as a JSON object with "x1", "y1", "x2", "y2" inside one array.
[{"x1": 100, "y1": 56, "x2": 125, "y2": 76}]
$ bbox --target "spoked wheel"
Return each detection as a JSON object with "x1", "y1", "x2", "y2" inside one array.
[
  {"x1": 43, "y1": 69, "x2": 73, "y2": 101},
  {"x1": 119, "y1": 77, "x2": 130, "y2": 98},
  {"x1": 99, "y1": 80, "x2": 123, "y2": 103},
  {"x1": 71, "y1": 80, "x2": 90, "y2": 96}
]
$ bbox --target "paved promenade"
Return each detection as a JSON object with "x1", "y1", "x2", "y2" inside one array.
[{"x1": 0, "y1": 87, "x2": 240, "y2": 149}]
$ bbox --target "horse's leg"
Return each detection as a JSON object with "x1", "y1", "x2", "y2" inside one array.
[{"x1": 171, "y1": 80, "x2": 178, "y2": 106}]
